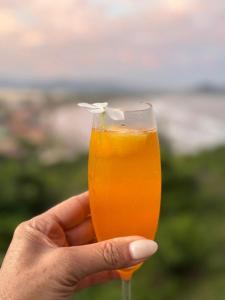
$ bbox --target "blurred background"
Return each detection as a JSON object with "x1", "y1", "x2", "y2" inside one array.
[{"x1": 0, "y1": 0, "x2": 225, "y2": 299}]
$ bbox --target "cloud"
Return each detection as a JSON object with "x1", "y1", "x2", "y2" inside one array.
[
  {"x1": 0, "y1": 0, "x2": 224, "y2": 86},
  {"x1": 0, "y1": 9, "x2": 20, "y2": 34}
]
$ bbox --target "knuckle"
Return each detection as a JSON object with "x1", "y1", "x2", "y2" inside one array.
[
  {"x1": 14, "y1": 219, "x2": 42, "y2": 243},
  {"x1": 102, "y1": 241, "x2": 122, "y2": 267},
  {"x1": 14, "y1": 221, "x2": 30, "y2": 236}
]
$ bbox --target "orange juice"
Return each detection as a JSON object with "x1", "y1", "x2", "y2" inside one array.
[{"x1": 88, "y1": 126, "x2": 161, "y2": 280}]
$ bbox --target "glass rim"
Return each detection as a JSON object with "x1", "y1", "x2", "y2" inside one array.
[{"x1": 108, "y1": 102, "x2": 153, "y2": 113}]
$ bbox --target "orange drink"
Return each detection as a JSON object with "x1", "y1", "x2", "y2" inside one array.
[{"x1": 89, "y1": 125, "x2": 161, "y2": 280}]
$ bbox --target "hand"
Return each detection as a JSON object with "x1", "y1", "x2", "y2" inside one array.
[{"x1": 0, "y1": 192, "x2": 158, "y2": 300}]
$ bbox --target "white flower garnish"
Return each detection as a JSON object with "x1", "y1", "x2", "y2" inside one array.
[
  {"x1": 78, "y1": 102, "x2": 125, "y2": 120},
  {"x1": 106, "y1": 107, "x2": 125, "y2": 120},
  {"x1": 78, "y1": 102, "x2": 108, "y2": 113}
]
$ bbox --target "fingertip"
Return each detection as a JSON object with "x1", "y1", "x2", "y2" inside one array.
[{"x1": 129, "y1": 239, "x2": 158, "y2": 260}]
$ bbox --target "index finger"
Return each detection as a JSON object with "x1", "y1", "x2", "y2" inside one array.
[{"x1": 46, "y1": 191, "x2": 90, "y2": 230}]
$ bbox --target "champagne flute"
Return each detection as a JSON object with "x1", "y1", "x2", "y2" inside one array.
[{"x1": 88, "y1": 103, "x2": 161, "y2": 300}]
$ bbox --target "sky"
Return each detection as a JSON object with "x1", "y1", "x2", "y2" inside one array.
[{"x1": 0, "y1": 0, "x2": 225, "y2": 87}]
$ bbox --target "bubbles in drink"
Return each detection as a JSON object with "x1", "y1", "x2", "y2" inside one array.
[{"x1": 93, "y1": 126, "x2": 152, "y2": 157}]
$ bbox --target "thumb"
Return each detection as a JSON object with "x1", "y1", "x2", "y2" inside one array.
[{"x1": 64, "y1": 236, "x2": 158, "y2": 279}]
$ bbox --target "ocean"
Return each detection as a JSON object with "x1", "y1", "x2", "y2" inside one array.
[{"x1": 42, "y1": 93, "x2": 225, "y2": 155}]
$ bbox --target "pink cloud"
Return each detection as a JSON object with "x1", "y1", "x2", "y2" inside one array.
[{"x1": 0, "y1": 0, "x2": 224, "y2": 85}]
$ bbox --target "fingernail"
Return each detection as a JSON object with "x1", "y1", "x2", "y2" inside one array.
[{"x1": 129, "y1": 239, "x2": 158, "y2": 260}]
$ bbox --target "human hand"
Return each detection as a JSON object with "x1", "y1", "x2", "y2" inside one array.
[{"x1": 0, "y1": 192, "x2": 158, "y2": 300}]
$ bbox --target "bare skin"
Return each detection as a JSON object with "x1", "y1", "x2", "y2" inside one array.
[{"x1": 0, "y1": 192, "x2": 157, "y2": 300}]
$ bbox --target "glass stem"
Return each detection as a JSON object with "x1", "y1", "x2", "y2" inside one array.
[{"x1": 122, "y1": 279, "x2": 131, "y2": 300}]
